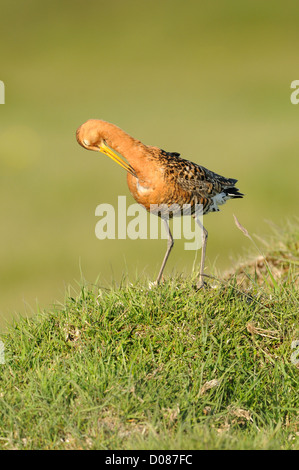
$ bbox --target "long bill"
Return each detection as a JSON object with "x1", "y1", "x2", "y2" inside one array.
[{"x1": 97, "y1": 142, "x2": 136, "y2": 178}]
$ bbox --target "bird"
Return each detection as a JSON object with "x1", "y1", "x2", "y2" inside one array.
[{"x1": 76, "y1": 119, "x2": 243, "y2": 289}]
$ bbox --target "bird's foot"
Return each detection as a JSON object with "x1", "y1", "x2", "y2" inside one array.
[
  {"x1": 149, "y1": 277, "x2": 163, "y2": 289},
  {"x1": 193, "y1": 279, "x2": 208, "y2": 291},
  {"x1": 151, "y1": 274, "x2": 164, "y2": 288},
  {"x1": 148, "y1": 281, "x2": 157, "y2": 289}
]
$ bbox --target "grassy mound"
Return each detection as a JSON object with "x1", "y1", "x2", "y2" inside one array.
[{"x1": 0, "y1": 223, "x2": 298, "y2": 449}]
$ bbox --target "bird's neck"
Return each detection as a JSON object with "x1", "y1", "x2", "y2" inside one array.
[{"x1": 101, "y1": 121, "x2": 148, "y2": 170}]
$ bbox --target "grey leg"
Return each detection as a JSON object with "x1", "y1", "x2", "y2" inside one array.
[
  {"x1": 195, "y1": 216, "x2": 208, "y2": 289},
  {"x1": 156, "y1": 219, "x2": 174, "y2": 285}
]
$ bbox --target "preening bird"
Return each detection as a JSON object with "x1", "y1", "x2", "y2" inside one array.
[{"x1": 76, "y1": 119, "x2": 243, "y2": 288}]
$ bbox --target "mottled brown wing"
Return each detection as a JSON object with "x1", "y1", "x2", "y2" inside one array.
[{"x1": 160, "y1": 151, "x2": 237, "y2": 196}]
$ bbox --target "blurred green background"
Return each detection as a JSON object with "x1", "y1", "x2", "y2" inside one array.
[{"x1": 0, "y1": 0, "x2": 298, "y2": 329}]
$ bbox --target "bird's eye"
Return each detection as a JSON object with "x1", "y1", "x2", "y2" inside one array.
[{"x1": 83, "y1": 139, "x2": 90, "y2": 146}]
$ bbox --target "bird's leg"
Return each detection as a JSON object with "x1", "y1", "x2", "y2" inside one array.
[
  {"x1": 195, "y1": 216, "x2": 208, "y2": 289},
  {"x1": 156, "y1": 219, "x2": 174, "y2": 285}
]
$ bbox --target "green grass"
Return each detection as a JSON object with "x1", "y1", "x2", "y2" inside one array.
[
  {"x1": 1, "y1": 0, "x2": 299, "y2": 321},
  {"x1": 0, "y1": 223, "x2": 298, "y2": 450}
]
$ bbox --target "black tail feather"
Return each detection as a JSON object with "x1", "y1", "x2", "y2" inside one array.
[{"x1": 224, "y1": 186, "x2": 244, "y2": 198}]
